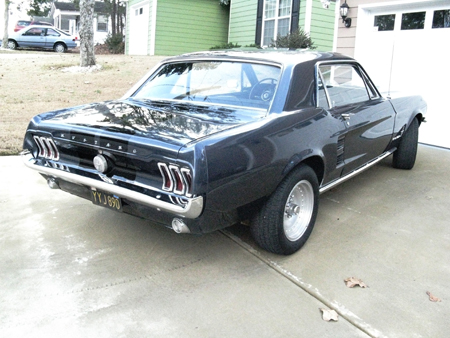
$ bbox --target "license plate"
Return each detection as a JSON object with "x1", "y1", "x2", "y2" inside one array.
[{"x1": 91, "y1": 189, "x2": 123, "y2": 212}]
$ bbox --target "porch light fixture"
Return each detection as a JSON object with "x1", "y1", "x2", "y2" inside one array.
[{"x1": 340, "y1": 0, "x2": 352, "y2": 28}]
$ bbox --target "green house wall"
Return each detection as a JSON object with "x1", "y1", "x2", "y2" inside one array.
[
  {"x1": 298, "y1": 1, "x2": 307, "y2": 29},
  {"x1": 155, "y1": 0, "x2": 229, "y2": 55},
  {"x1": 228, "y1": 0, "x2": 336, "y2": 51},
  {"x1": 125, "y1": 0, "x2": 335, "y2": 55},
  {"x1": 228, "y1": 0, "x2": 258, "y2": 46},
  {"x1": 309, "y1": 0, "x2": 335, "y2": 51},
  {"x1": 126, "y1": 0, "x2": 229, "y2": 56}
]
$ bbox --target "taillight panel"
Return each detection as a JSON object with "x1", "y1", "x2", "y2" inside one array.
[
  {"x1": 158, "y1": 162, "x2": 193, "y2": 198},
  {"x1": 33, "y1": 135, "x2": 60, "y2": 161}
]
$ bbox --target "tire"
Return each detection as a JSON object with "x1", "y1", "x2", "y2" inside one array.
[
  {"x1": 7, "y1": 40, "x2": 17, "y2": 50},
  {"x1": 54, "y1": 43, "x2": 66, "y2": 53},
  {"x1": 250, "y1": 165, "x2": 319, "y2": 255},
  {"x1": 393, "y1": 117, "x2": 419, "y2": 170}
]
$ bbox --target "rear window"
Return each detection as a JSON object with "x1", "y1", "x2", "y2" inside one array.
[{"x1": 133, "y1": 61, "x2": 281, "y2": 110}]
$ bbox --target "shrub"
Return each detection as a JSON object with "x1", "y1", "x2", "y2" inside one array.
[
  {"x1": 210, "y1": 42, "x2": 241, "y2": 50},
  {"x1": 270, "y1": 29, "x2": 315, "y2": 50},
  {"x1": 105, "y1": 34, "x2": 125, "y2": 54}
]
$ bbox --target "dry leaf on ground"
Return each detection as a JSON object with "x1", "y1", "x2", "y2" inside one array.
[
  {"x1": 320, "y1": 308, "x2": 339, "y2": 322},
  {"x1": 344, "y1": 277, "x2": 368, "y2": 288},
  {"x1": 426, "y1": 291, "x2": 441, "y2": 302}
]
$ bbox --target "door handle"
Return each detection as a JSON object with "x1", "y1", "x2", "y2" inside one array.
[{"x1": 341, "y1": 113, "x2": 351, "y2": 120}]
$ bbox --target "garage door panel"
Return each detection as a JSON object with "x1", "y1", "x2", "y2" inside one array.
[{"x1": 356, "y1": 5, "x2": 450, "y2": 148}]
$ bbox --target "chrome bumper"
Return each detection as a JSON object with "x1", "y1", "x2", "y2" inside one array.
[{"x1": 22, "y1": 152, "x2": 204, "y2": 219}]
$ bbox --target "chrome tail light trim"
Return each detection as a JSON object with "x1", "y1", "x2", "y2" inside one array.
[
  {"x1": 33, "y1": 135, "x2": 60, "y2": 161},
  {"x1": 181, "y1": 168, "x2": 192, "y2": 197},
  {"x1": 158, "y1": 162, "x2": 193, "y2": 200},
  {"x1": 169, "y1": 165, "x2": 185, "y2": 195},
  {"x1": 158, "y1": 162, "x2": 173, "y2": 192}
]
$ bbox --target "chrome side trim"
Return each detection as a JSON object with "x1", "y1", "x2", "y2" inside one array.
[
  {"x1": 319, "y1": 149, "x2": 395, "y2": 194},
  {"x1": 22, "y1": 153, "x2": 203, "y2": 219}
]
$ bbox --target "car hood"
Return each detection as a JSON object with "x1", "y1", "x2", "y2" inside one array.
[{"x1": 36, "y1": 99, "x2": 265, "y2": 147}]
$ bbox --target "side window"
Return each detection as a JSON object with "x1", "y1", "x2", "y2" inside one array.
[
  {"x1": 318, "y1": 64, "x2": 375, "y2": 108},
  {"x1": 46, "y1": 29, "x2": 60, "y2": 37},
  {"x1": 24, "y1": 28, "x2": 44, "y2": 36}
]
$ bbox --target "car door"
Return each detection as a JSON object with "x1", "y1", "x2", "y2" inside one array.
[
  {"x1": 44, "y1": 28, "x2": 60, "y2": 48},
  {"x1": 317, "y1": 62, "x2": 396, "y2": 176},
  {"x1": 18, "y1": 27, "x2": 46, "y2": 48}
]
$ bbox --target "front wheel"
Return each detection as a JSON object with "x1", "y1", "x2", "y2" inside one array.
[
  {"x1": 251, "y1": 165, "x2": 319, "y2": 255},
  {"x1": 7, "y1": 40, "x2": 17, "y2": 50},
  {"x1": 54, "y1": 43, "x2": 66, "y2": 53},
  {"x1": 393, "y1": 117, "x2": 419, "y2": 170}
]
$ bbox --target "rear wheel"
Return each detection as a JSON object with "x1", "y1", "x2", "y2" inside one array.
[
  {"x1": 54, "y1": 43, "x2": 66, "y2": 53},
  {"x1": 7, "y1": 40, "x2": 17, "y2": 50},
  {"x1": 393, "y1": 117, "x2": 419, "y2": 170},
  {"x1": 251, "y1": 165, "x2": 319, "y2": 255}
]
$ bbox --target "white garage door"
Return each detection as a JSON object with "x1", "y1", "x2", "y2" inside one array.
[
  {"x1": 128, "y1": 2, "x2": 150, "y2": 55},
  {"x1": 355, "y1": 2, "x2": 450, "y2": 148}
]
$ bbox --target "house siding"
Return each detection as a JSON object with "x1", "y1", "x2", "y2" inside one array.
[
  {"x1": 228, "y1": 0, "x2": 335, "y2": 50},
  {"x1": 335, "y1": 0, "x2": 380, "y2": 57},
  {"x1": 228, "y1": 0, "x2": 258, "y2": 46},
  {"x1": 309, "y1": 0, "x2": 335, "y2": 51},
  {"x1": 154, "y1": 0, "x2": 229, "y2": 55},
  {"x1": 298, "y1": 0, "x2": 307, "y2": 28}
]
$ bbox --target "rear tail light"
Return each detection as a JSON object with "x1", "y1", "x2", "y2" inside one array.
[
  {"x1": 158, "y1": 162, "x2": 192, "y2": 197},
  {"x1": 33, "y1": 136, "x2": 60, "y2": 161}
]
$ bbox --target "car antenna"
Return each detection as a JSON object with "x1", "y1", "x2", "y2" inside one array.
[{"x1": 387, "y1": 41, "x2": 395, "y2": 99}]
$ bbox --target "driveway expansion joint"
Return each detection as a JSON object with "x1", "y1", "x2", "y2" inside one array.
[{"x1": 221, "y1": 229, "x2": 386, "y2": 338}]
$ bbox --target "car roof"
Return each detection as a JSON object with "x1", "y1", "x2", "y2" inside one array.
[
  {"x1": 12, "y1": 25, "x2": 69, "y2": 37},
  {"x1": 23, "y1": 25, "x2": 54, "y2": 29},
  {"x1": 163, "y1": 49, "x2": 355, "y2": 67}
]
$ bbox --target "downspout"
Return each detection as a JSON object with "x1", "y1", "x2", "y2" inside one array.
[{"x1": 150, "y1": 0, "x2": 157, "y2": 55}]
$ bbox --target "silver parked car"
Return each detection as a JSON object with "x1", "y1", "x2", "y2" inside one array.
[{"x1": 7, "y1": 25, "x2": 78, "y2": 53}]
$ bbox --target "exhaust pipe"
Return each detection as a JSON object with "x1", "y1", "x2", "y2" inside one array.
[
  {"x1": 172, "y1": 218, "x2": 190, "y2": 234},
  {"x1": 47, "y1": 177, "x2": 60, "y2": 190}
]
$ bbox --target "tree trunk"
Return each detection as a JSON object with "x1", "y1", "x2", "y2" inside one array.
[
  {"x1": 112, "y1": 0, "x2": 117, "y2": 36},
  {"x1": 79, "y1": 0, "x2": 96, "y2": 67},
  {"x1": 2, "y1": 0, "x2": 10, "y2": 48},
  {"x1": 119, "y1": 12, "x2": 123, "y2": 36}
]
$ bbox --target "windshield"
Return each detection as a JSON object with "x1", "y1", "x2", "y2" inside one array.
[{"x1": 132, "y1": 61, "x2": 281, "y2": 110}]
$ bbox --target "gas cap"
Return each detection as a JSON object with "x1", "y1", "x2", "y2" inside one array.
[{"x1": 93, "y1": 154, "x2": 108, "y2": 173}]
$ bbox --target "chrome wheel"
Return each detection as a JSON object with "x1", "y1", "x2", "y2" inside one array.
[
  {"x1": 283, "y1": 180, "x2": 314, "y2": 242},
  {"x1": 7, "y1": 40, "x2": 17, "y2": 50},
  {"x1": 251, "y1": 164, "x2": 319, "y2": 255},
  {"x1": 54, "y1": 43, "x2": 65, "y2": 53}
]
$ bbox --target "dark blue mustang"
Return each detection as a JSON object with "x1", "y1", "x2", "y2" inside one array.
[{"x1": 22, "y1": 50, "x2": 426, "y2": 254}]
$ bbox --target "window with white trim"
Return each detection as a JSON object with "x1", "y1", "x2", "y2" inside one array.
[
  {"x1": 97, "y1": 15, "x2": 108, "y2": 32},
  {"x1": 262, "y1": 0, "x2": 292, "y2": 46}
]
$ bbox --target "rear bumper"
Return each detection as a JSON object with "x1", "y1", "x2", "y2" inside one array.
[{"x1": 21, "y1": 152, "x2": 204, "y2": 219}]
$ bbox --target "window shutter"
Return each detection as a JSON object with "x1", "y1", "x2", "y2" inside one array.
[
  {"x1": 291, "y1": 0, "x2": 301, "y2": 33},
  {"x1": 255, "y1": 0, "x2": 264, "y2": 45}
]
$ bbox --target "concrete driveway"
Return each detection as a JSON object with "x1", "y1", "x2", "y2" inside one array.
[{"x1": 1, "y1": 145, "x2": 449, "y2": 337}]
